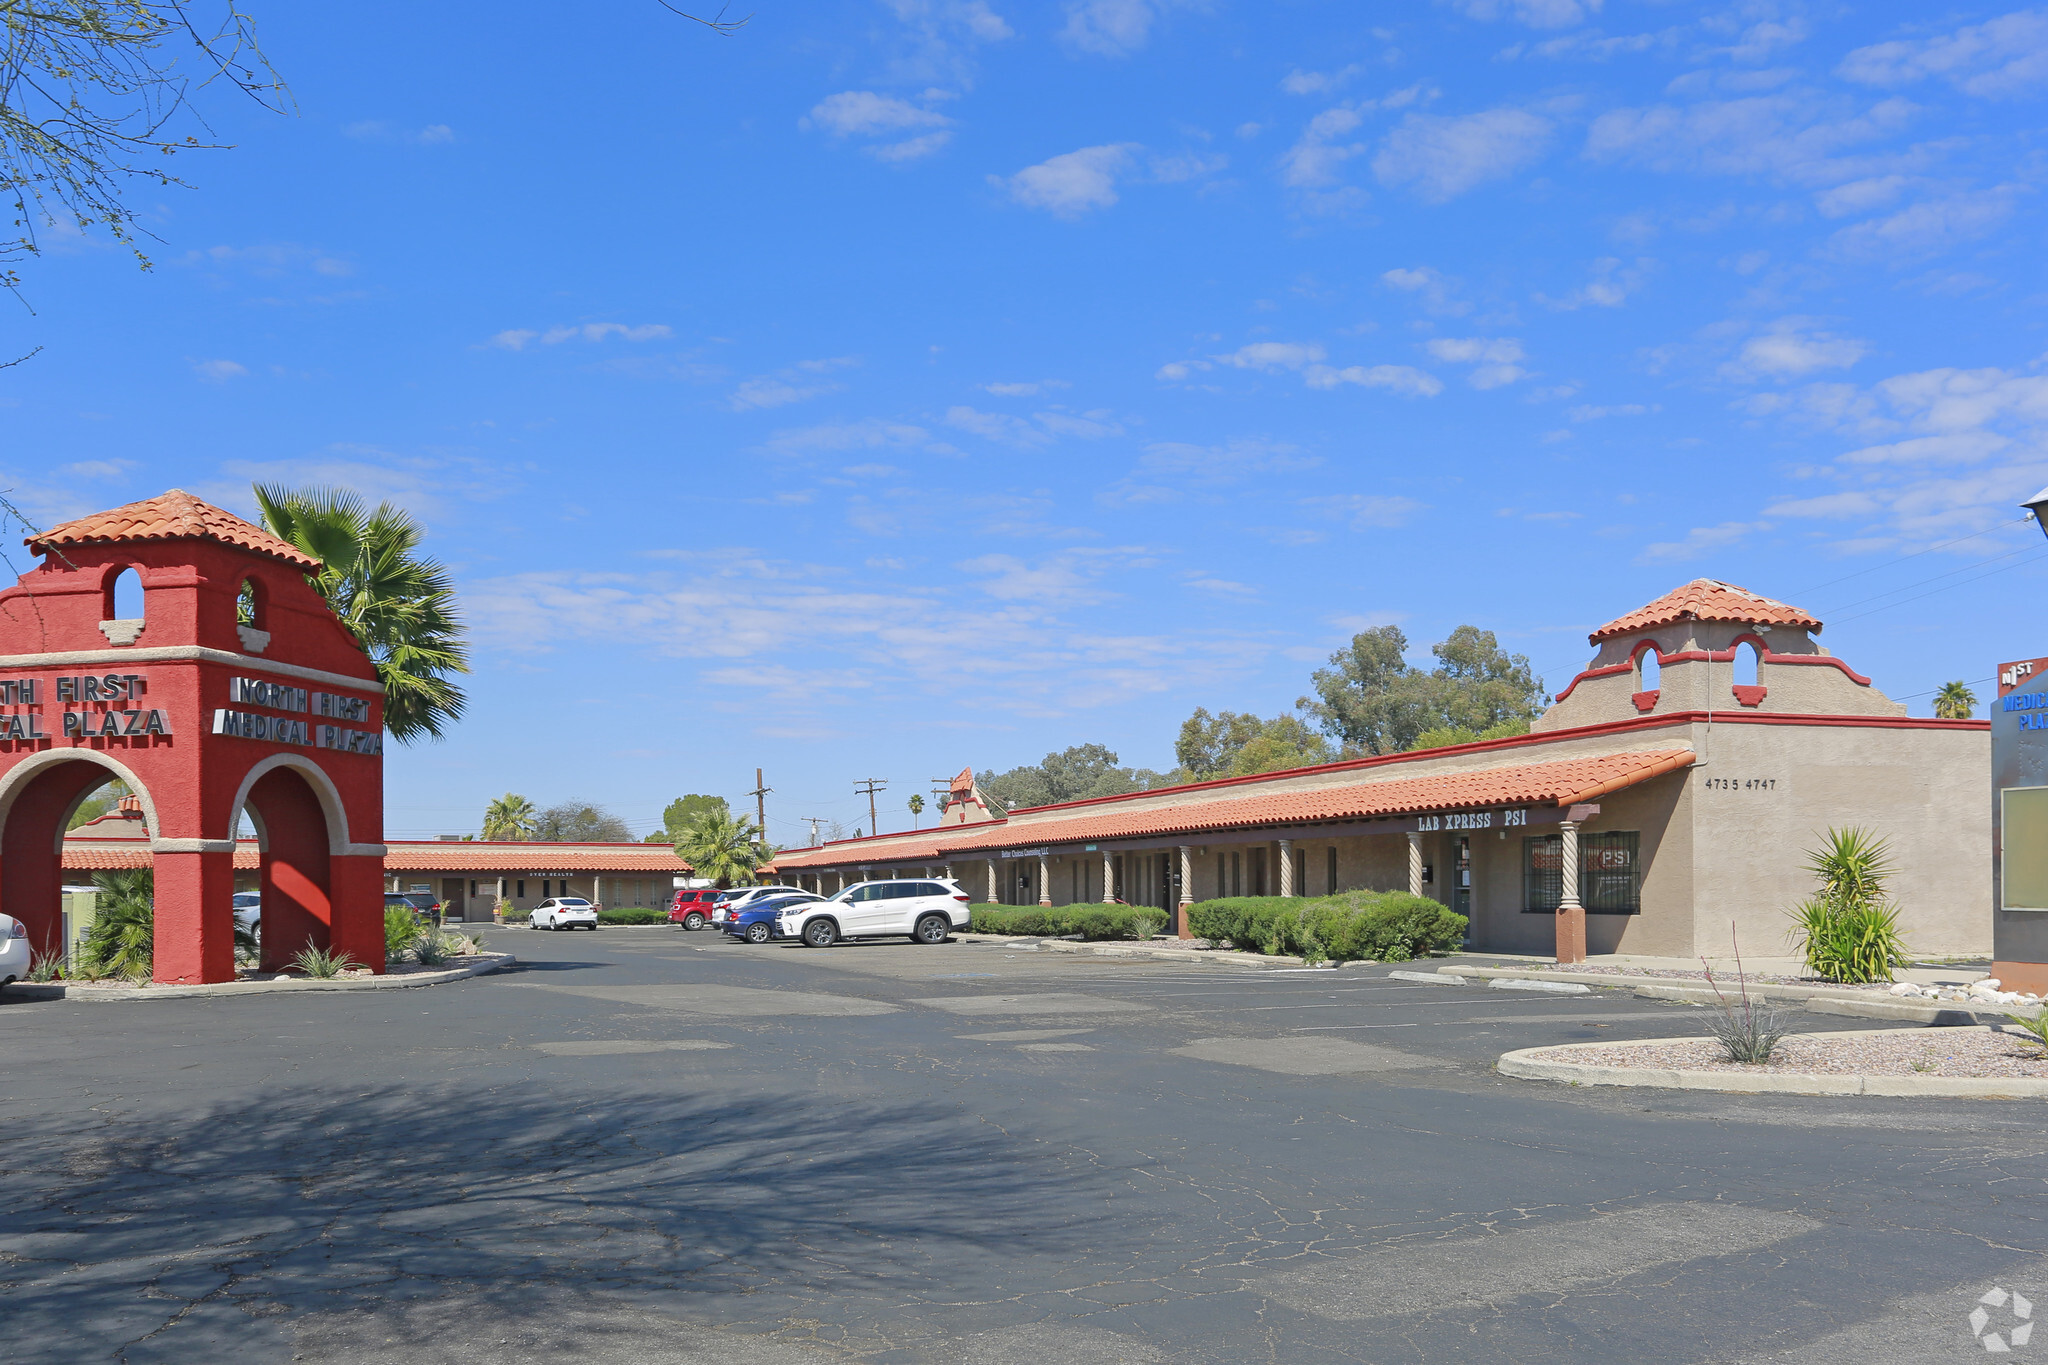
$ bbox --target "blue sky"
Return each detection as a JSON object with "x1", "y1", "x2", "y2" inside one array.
[{"x1": 5, "y1": 0, "x2": 2047, "y2": 844}]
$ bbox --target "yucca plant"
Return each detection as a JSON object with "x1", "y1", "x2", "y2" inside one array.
[
  {"x1": 26, "y1": 950, "x2": 64, "y2": 983},
  {"x1": 2004, "y1": 1009, "x2": 2048, "y2": 1056},
  {"x1": 414, "y1": 933, "x2": 450, "y2": 967},
  {"x1": 1701, "y1": 929, "x2": 1787, "y2": 1063},
  {"x1": 290, "y1": 945, "x2": 359, "y2": 979},
  {"x1": 75, "y1": 868, "x2": 154, "y2": 981},
  {"x1": 1789, "y1": 827, "x2": 1908, "y2": 984}
]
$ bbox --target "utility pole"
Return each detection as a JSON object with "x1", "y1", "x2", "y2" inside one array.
[
  {"x1": 854, "y1": 777, "x2": 887, "y2": 838},
  {"x1": 748, "y1": 768, "x2": 772, "y2": 861},
  {"x1": 801, "y1": 816, "x2": 828, "y2": 846}
]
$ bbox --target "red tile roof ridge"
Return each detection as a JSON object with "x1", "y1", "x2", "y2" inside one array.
[
  {"x1": 1589, "y1": 579, "x2": 1820, "y2": 644},
  {"x1": 771, "y1": 748, "x2": 1696, "y2": 867},
  {"x1": 32, "y1": 490, "x2": 321, "y2": 571}
]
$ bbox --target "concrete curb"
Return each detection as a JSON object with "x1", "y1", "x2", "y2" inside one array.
[
  {"x1": 21, "y1": 953, "x2": 516, "y2": 1003},
  {"x1": 1497, "y1": 1027, "x2": 2048, "y2": 1099},
  {"x1": 1438, "y1": 964, "x2": 2033, "y2": 1025},
  {"x1": 957, "y1": 934, "x2": 1324, "y2": 969}
]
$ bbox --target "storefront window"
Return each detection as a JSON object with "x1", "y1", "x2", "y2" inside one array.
[{"x1": 1523, "y1": 832, "x2": 1641, "y2": 914}]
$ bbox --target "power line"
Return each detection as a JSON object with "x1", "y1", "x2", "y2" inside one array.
[
  {"x1": 1828, "y1": 549, "x2": 2048, "y2": 626},
  {"x1": 1786, "y1": 514, "x2": 2032, "y2": 599},
  {"x1": 1810, "y1": 541, "x2": 2042, "y2": 617}
]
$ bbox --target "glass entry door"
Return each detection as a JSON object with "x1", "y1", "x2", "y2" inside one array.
[{"x1": 1452, "y1": 836, "x2": 1472, "y2": 933}]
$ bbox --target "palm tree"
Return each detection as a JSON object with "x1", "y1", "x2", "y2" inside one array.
[
  {"x1": 253, "y1": 485, "x2": 469, "y2": 743},
  {"x1": 674, "y1": 810, "x2": 766, "y2": 888},
  {"x1": 482, "y1": 793, "x2": 538, "y2": 841},
  {"x1": 78, "y1": 868, "x2": 154, "y2": 980},
  {"x1": 1934, "y1": 681, "x2": 1978, "y2": 720},
  {"x1": 907, "y1": 793, "x2": 925, "y2": 828}
]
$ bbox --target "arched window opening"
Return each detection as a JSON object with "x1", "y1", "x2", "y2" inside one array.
[
  {"x1": 108, "y1": 567, "x2": 144, "y2": 621},
  {"x1": 1736, "y1": 641, "x2": 1761, "y2": 688},
  {"x1": 1637, "y1": 645, "x2": 1662, "y2": 692},
  {"x1": 237, "y1": 578, "x2": 263, "y2": 628}
]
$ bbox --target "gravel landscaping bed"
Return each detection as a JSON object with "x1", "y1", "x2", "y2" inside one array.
[{"x1": 1524, "y1": 1028, "x2": 2048, "y2": 1080}]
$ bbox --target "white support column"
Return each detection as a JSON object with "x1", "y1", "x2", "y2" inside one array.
[
  {"x1": 987, "y1": 859, "x2": 998, "y2": 904},
  {"x1": 1555, "y1": 820, "x2": 1586, "y2": 964},
  {"x1": 943, "y1": 862, "x2": 954, "y2": 883},
  {"x1": 1278, "y1": 839, "x2": 1295, "y2": 897},
  {"x1": 1407, "y1": 832, "x2": 1423, "y2": 897},
  {"x1": 1102, "y1": 848, "x2": 1115, "y2": 903},
  {"x1": 1176, "y1": 845, "x2": 1194, "y2": 938},
  {"x1": 1037, "y1": 852, "x2": 1053, "y2": 906}
]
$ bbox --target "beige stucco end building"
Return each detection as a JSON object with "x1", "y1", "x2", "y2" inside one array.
[{"x1": 771, "y1": 581, "x2": 1989, "y2": 962}]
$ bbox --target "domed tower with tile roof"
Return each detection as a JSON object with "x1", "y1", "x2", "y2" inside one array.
[
  {"x1": 0, "y1": 490, "x2": 387, "y2": 983},
  {"x1": 1534, "y1": 579, "x2": 1907, "y2": 732}
]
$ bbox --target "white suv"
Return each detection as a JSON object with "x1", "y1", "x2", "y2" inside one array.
[{"x1": 779, "y1": 878, "x2": 970, "y2": 948}]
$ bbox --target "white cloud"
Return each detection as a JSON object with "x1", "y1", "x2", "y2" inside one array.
[
  {"x1": 193, "y1": 359, "x2": 247, "y2": 381},
  {"x1": 1837, "y1": 432, "x2": 2012, "y2": 465},
  {"x1": 876, "y1": 0, "x2": 1015, "y2": 86},
  {"x1": 1839, "y1": 10, "x2": 2048, "y2": 99},
  {"x1": 1282, "y1": 106, "x2": 1368, "y2": 189},
  {"x1": 488, "y1": 322, "x2": 673, "y2": 351},
  {"x1": 1638, "y1": 521, "x2": 1766, "y2": 563},
  {"x1": 178, "y1": 242, "x2": 355, "y2": 279},
  {"x1": 982, "y1": 379, "x2": 1069, "y2": 396},
  {"x1": 1425, "y1": 337, "x2": 1528, "y2": 387},
  {"x1": 994, "y1": 143, "x2": 1141, "y2": 216},
  {"x1": 945, "y1": 405, "x2": 1123, "y2": 446},
  {"x1": 1282, "y1": 65, "x2": 1364, "y2": 96},
  {"x1": 1216, "y1": 341, "x2": 1326, "y2": 372},
  {"x1": 342, "y1": 121, "x2": 459, "y2": 145},
  {"x1": 1828, "y1": 187, "x2": 2019, "y2": 262},
  {"x1": 1303, "y1": 364, "x2": 1444, "y2": 397},
  {"x1": 1304, "y1": 493, "x2": 1426, "y2": 529},
  {"x1": 1448, "y1": 0, "x2": 1602, "y2": 27},
  {"x1": 1721, "y1": 320, "x2": 1868, "y2": 381},
  {"x1": 1584, "y1": 93, "x2": 1917, "y2": 186},
  {"x1": 1566, "y1": 403, "x2": 1654, "y2": 421},
  {"x1": 1380, "y1": 265, "x2": 1470, "y2": 316},
  {"x1": 731, "y1": 379, "x2": 841, "y2": 411},
  {"x1": 1763, "y1": 491, "x2": 1883, "y2": 519},
  {"x1": 1374, "y1": 108, "x2": 1551, "y2": 201},
  {"x1": 1540, "y1": 256, "x2": 1651, "y2": 309},
  {"x1": 959, "y1": 550, "x2": 1130, "y2": 604},
  {"x1": 807, "y1": 91, "x2": 950, "y2": 137},
  {"x1": 1102, "y1": 439, "x2": 1319, "y2": 504},
  {"x1": 1059, "y1": 0, "x2": 1183, "y2": 56},
  {"x1": 762, "y1": 419, "x2": 937, "y2": 456}
]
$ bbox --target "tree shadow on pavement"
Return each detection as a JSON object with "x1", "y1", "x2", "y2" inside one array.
[{"x1": 0, "y1": 1083, "x2": 1115, "y2": 1363}]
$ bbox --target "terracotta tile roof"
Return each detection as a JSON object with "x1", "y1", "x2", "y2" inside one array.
[
  {"x1": 771, "y1": 750, "x2": 1695, "y2": 867},
  {"x1": 60, "y1": 841, "x2": 691, "y2": 874},
  {"x1": 32, "y1": 490, "x2": 322, "y2": 571},
  {"x1": 1590, "y1": 579, "x2": 1820, "y2": 644}
]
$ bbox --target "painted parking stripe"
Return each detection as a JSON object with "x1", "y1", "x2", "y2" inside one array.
[{"x1": 1255, "y1": 1203, "x2": 1817, "y2": 1321}]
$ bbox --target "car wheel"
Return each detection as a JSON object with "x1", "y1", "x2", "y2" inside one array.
[
  {"x1": 912, "y1": 913, "x2": 951, "y2": 945},
  {"x1": 802, "y1": 918, "x2": 838, "y2": 948},
  {"x1": 745, "y1": 922, "x2": 770, "y2": 944},
  {"x1": 528, "y1": 920, "x2": 541, "y2": 930},
  {"x1": 684, "y1": 912, "x2": 705, "y2": 931}
]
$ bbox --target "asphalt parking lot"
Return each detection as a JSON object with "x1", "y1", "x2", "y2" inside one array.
[{"x1": 4, "y1": 925, "x2": 2043, "y2": 1363}]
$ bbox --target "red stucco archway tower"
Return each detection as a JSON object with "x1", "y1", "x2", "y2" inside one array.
[{"x1": 0, "y1": 491, "x2": 387, "y2": 983}]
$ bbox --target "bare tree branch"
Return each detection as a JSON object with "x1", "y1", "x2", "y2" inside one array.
[{"x1": 654, "y1": 2, "x2": 751, "y2": 35}]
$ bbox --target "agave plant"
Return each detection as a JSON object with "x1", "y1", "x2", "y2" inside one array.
[
  {"x1": 290, "y1": 946, "x2": 360, "y2": 979},
  {"x1": 76, "y1": 868, "x2": 154, "y2": 980}
]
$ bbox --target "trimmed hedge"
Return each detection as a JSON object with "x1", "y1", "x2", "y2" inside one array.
[
  {"x1": 597, "y1": 907, "x2": 669, "y2": 925},
  {"x1": 968, "y1": 903, "x2": 1168, "y2": 941},
  {"x1": 1184, "y1": 891, "x2": 1466, "y2": 964}
]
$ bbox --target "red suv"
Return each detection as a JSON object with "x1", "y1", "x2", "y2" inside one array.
[{"x1": 669, "y1": 888, "x2": 726, "y2": 931}]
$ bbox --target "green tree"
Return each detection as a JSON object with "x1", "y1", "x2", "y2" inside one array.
[
  {"x1": 531, "y1": 801, "x2": 631, "y2": 843},
  {"x1": 1934, "y1": 681, "x2": 1978, "y2": 720},
  {"x1": 674, "y1": 809, "x2": 765, "y2": 888},
  {"x1": 1301, "y1": 624, "x2": 1545, "y2": 756},
  {"x1": 979, "y1": 744, "x2": 1169, "y2": 812},
  {"x1": 253, "y1": 485, "x2": 469, "y2": 743},
  {"x1": 907, "y1": 793, "x2": 925, "y2": 826},
  {"x1": 0, "y1": 1, "x2": 288, "y2": 314},
  {"x1": 482, "y1": 793, "x2": 537, "y2": 841},
  {"x1": 1407, "y1": 719, "x2": 1532, "y2": 752},
  {"x1": 646, "y1": 794, "x2": 729, "y2": 842},
  {"x1": 1174, "y1": 708, "x2": 1332, "y2": 781}
]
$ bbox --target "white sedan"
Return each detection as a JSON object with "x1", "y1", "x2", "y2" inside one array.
[
  {"x1": 0, "y1": 913, "x2": 29, "y2": 988},
  {"x1": 528, "y1": 897, "x2": 600, "y2": 931}
]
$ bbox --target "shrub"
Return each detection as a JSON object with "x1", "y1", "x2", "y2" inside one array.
[
  {"x1": 1788, "y1": 827, "x2": 1908, "y2": 984},
  {"x1": 598, "y1": 908, "x2": 669, "y2": 925},
  {"x1": 27, "y1": 951, "x2": 64, "y2": 983},
  {"x1": 76, "y1": 868, "x2": 154, "y2": 981},
  {"x1": 385, "y1": 905, "x2": 425, "y2": 960},
  {"x1": 1701, "y1": 945, "x2": 1787, "y2": 1064},
  {"x1": 967, "y1": 904, "x2": 1160, "y2": 940},
  {"x1": 1184, "y1": 890, "x2": 1466, "y2": 964}
]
